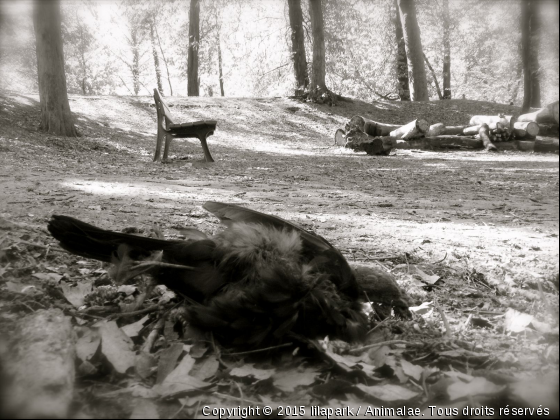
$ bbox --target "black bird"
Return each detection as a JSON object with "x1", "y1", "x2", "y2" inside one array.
[{"x1": 48, "y1": 202, "x2": 409, "y2": 348}]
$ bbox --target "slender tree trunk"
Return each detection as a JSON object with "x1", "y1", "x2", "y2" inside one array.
[
  {"x1": 32, "y1": 0, "x2": 77, "y2": 136},
  {"x1": 423, "y1": 52, "x2": 443, "y2": 99},
  {"x1": 442, "y1": 0, "x2": 451, "y2": 99},
  {"x1": 130, "y1": 27, "x2": 140, "y2": 95},
  {"x1": 149, "y1": 19, "x2": 163, "y2": 94},
  {"x1": 510, "y1": 42, "x2": 523, "y2": 104},
  {"x1": 394, "y1": 0, "x2": 410, "y2": 101},
  {"x1": 308, "y1": 0, "x2": 326, "y2": 98},
  {"x1": 520, "y1": 1, "x2": 532, "y2": 113},
  {"x1": 288, "y1": 0, "x2": 309, "y2": 96},
  {"x1": 528, "y1": 0, "x2": 541, "y2": 108},
  {"x1": 397, "y1": 0, "x2": 429, "y2": 101},
  {"x1": 217, "y1": 29, "x2": 225, "y2": 96},
  {"x1": 187, "y1": 0, "x2": 200, "y2": 97},
  {"x1": 154, "y1": 24, "x2": 173, "y2": 96}
]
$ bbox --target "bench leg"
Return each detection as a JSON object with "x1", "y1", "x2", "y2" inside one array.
[
  {"x1": 162, "y1": 132, "x2": 173, "y2": 161},
  {"x1": 198, "y1": 134, "x2": 215, "y2": 162},
  {"x1": 154, "y1": 128, "x2": 164, "y2": 162}
]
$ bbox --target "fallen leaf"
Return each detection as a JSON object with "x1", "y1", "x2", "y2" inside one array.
[
  {"x1": 230, "y1": 364, "x2": 276, "y2": 381},
  {"x1": 504, "y1": 308, "x2": 534, "y2": 333},
  {"x1": 121, "y1": 315, "x2": 150, "y2": 338},
  {"x1": 447, "y1": 377, "x2": 505, "y2": 401},
  {"x1": 357, "y1": 383, "x2": 419, "y2": 401},
  {"x1": 60, "y1": 280, "x2": 92, "y2": 307},
  {"x1": 98, "y1": 320, "x2": 136, "y2": 374},
  {"x1": 401, "y1": 359, "x2": 423, "y2": 381},
  {"x1": 273, "y1": 368, "x2": 318, "y2": 392}
]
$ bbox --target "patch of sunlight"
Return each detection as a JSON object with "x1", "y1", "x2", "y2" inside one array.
[
  {"x1": 248, "y1": 143, "x2": 318, "y2": 156},
  {"x1": 8, "y1": 93, "x2": 38, "y2": 106},
  {"x1": 59, "y1": 179, "x2": 236, "y2": 202}
]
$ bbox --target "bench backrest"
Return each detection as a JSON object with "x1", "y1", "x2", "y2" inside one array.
[{"x1": 153, "y1": 88, "x2": 174, "y2": 124}]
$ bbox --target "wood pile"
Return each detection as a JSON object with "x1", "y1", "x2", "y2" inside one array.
[{"x1": 335, "y1": 100, "x2": 558, "y2": 155}]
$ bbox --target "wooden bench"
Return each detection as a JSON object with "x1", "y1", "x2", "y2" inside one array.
[{"x1": 153, "y1": 88, "x2": 217, "y2": 162}]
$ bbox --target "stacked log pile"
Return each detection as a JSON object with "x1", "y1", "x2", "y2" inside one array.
[{"x1": 335, "y1": 100, "x2": 558, "y2": 155}]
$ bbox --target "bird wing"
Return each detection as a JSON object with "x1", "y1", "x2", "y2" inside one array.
[
  {"x1": 203, "y1": 201, "x2": 360, "y2": 298},
  {"x1": 203, "y1": 201, "x2": 332, "y2": 253}
]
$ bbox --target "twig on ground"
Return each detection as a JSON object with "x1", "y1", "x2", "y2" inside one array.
[
  {"x1": 227, "y1": 342, "x2": 293, "y2": 356},
  {"x1": 350, "y1": 340, "x2": 423, "y2": 354},
  {"x1": 435, "y1": 298, "x2": 452, "y2": 339}
]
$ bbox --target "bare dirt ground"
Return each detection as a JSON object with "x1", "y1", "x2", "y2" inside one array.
[{"x1": 0, "y1": 91, "x2": 558, "y2": 417}]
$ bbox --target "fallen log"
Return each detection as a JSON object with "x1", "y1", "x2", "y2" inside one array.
[
  {"x1": 534, "y1": 137, "x2": 559, "y2": 153},
  {"x1": 394, "y1": 136, "x2": 483, "y2": 150},
  {"x1": 345, "y1": 131, "x2": 395, "y2": 155},
  {"x1": 442, "y1": 126, "x2": 467, "y2": 135},
  {"x1": 346, "y1": 115, "x2": 401, "y2": 136},
  {"x1": 334, "y1": 128, "x2": 346, "y2": 146},
  {"x1": 518, "y1": 101, "x2": 559, "y2": 125},
  {"x1": 390, "y1": 119, "x2": 430, "y2": 139},
  {"x1": 494, "y1": 138, "x2": 559, "y2": 153},
  {"x1": 469, "y1": 114, "x2": 511, "y2": 126},
  {"x1": 427, "y1": 123, "x2": 446, "y2": 137},
  {"x1": 479, "y1": 124, "x2": 498, "y2": 151},
  {"x1": 0, "y1": 309, "x2": 75, "y2": 419},
  {"x1": 513, "y1": 121, "x2": 539, "y2": 138}
]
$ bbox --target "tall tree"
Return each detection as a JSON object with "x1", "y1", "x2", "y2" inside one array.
[
  {"x1": 287, "y1": 0, "x2": 308, "y2": 96},
  {"x1": 520, "y1": 0, "x2": 541, "y2": 112},
  {"x1": 442, "y1": 0, "x2": 451, "y2": 99},
  {"x1": 33, "y1": 0, "x2": 77, "y2": 136},
  {"x1": 216, "y1": 14, "x2": 225, "y2": 96},
  {"x1": 148, "y1": 15, "x2": 163, "y2": 94},
  {"x1": 308, "y1": 0, "x2": 327, "y2": 99},
  {"x1": 393, "y1": 0, "x2": 410, "y2": 101},
  {"x1": 397, "y1": 0, "x2": 429, "y2": 101},
  {"x1": 187, "y1": 0, "x2": 200, "y2": 96},
  {"x1": 529, "y1": 0, "x2": 541, "y2": 108}
]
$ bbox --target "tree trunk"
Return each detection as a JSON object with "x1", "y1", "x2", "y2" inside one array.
[
  {"x1": 187, "y1": 0, "x2": 200, "y2": 97},
  {"x1": 32, "y1": 0, "x2": 77, "y2": 136},
  {"x1": 529, "y1": 0, "x2": 541, "y2": 108},
  {"x1": 510, "y1": 41, "x2": 523, "y2": 104},
  {"x1": 520, "y1": 1, "x2": 532, "y2": 113},
  {"x1": 149, "y1": 20, "x2": 163, "y2": 95},
  {"x1": 308, "y1": 0, "x2": 327, "y2": 99},
  {"x1": 423, "y1": 52, "x2": 443, "y2": 100},
  {"x1": 442, "y1": 0, "x2": 451, "y2": 99},
  {"x1": 397, "y1": 0, "x2": 429, "y2": 101},
  {"x1": 154, "y1": 24, "x2": 173, "y2": 96},
  {"x1": 288, "y1": 0, "x2": 309, "y2": 96},
  {"x1": 393, "y1": 0, "x2": 410, "y2": 101},
  {"x1": 217, "y1": 22, "x2": 225, "y2": 96},
  {"x1": 130, "y1": 27, "x2": 140, "y2": 95}
]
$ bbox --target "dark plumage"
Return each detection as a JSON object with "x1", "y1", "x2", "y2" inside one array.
[{"x1": 48, "y1": 202, "x2": 409, "y2": 347}]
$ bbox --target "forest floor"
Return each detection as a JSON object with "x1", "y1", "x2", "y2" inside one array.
[{"x1": 0, "y1": 90, "x2": 558, "y2": 418}]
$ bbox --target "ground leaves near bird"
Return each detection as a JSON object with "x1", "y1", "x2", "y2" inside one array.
[
  {"x1": 229, "y1": 364, "x2": 276, "y2": 381},
  {"x1": 357, "y1": 383, "x2": 420, "y2": 402},
  {"x1": 98, "y1": 320, "x2": 136, "y2": 374},
  {"x1": 60, "y1": 279, "x2": 93, "y2": 307},
  {"x1": 272, "y1": 368, "x2": 319, "y2": 392},
  {"x1": 447, "y1": 377, "x2": 505, "y2": 401}
]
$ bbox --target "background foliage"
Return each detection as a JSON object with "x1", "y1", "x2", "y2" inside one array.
[{"x1": 0, "y1": 0, "x2": 558, "y2": 104}]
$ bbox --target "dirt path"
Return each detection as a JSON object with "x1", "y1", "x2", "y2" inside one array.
[{"x1": 1, "y1": 92, "x2": 558, "y2": 290}]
